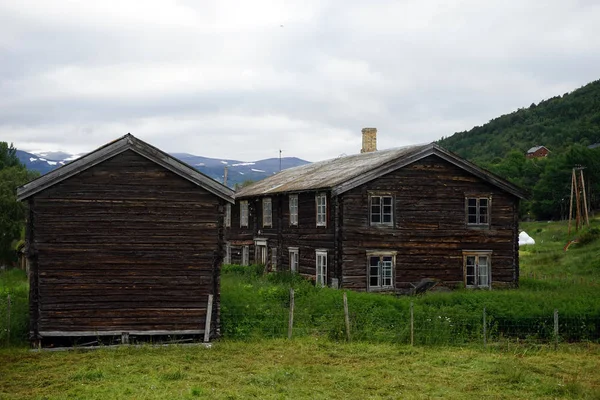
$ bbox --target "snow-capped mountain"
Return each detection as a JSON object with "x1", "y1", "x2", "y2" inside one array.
[{"x1": 16, "y1": 149, "x2": 309, "y2": 187}]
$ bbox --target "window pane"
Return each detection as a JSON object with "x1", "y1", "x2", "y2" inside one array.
[
  {"x1": 466, "y1": 256, "x2": 475, "y2": 285},
  {"x1": 478, "y1": 256, "x2": 489, "y2": 287},
  {"x1": 468, "y1": 198, "x2": 477, "y2": 207},
  {"x1": 479, "y1": 198, "x2": 488, "y2": 207},
  {"x1": 372, "y1": 197, "x2": 381, "y2": 205},
  {"x1": 383, "y1": 197, "x2": 392, "y2": 206}
]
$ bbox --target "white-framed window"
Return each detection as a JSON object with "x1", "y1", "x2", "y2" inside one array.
[
  {"x1": 289, "y1": 247, "x2": 299, "y2": 272},
  {"x1": 466, "y1": 197, "x2": 490, "y2": 226},
  {"x1": 316, "y1": 250, "x2": 327, "y2": 287},
  {"x1": 370, "y1": 195, "x2": 393, "y2": 226},
  {"x1": 240, "y1": 201, "x2": 249, "y2": 227},
  {"x1": 367, "y1": 253, "x2": 395, "y2": 290},
  {"x1": 242, "y1": 246, "x2": 249, "y2": 266},
  {"x1": 271, "y1": 248, "x2": 277, "y2": 271},
  {"x1": 463, "y1": 251, "x2": 492, "y2": 289},
  {"x1": 289, "y1": 195, "x2": 298, "y2": 226},
  {"x1": 316, "y1": 193, "x2": 327, "y2": 227},
  {"x1": 263, "y1": 198, "x2": 272, "y2": 227},
  {"x1": 224, "y1": 204, "x2": 231, "y2": 228},
  {"x1": 224, "y1": 242, "x2": 231, "y2": 265}
]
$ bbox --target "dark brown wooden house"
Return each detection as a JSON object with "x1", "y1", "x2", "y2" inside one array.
[
  {"x1": 226, "y1": 128, "x2": 527, "y2": 292},
  {"x1": 17, "y1": 134, "x2": 234, "y2": 347}
]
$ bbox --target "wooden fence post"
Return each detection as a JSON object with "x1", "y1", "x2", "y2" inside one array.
[
  {"x1": 6, "y1": 294, "x2": 10, "y2": 346},
  {"x1": 483, "y1": 307, "x2": 487, "y2": 349},
  {"x1": 410, "y1": 301, "x2": 414, "y2": 346},
  {"x1": 554, "y1": 309, "x2": 559, "y2": 350},
  {"x1": 288, "y1": 288, "x2": 294, "y2": 339},
  {"x1": 343, "y1": 292, "x2": 351, "y2": 342},
  {"x1": 204, "y1": 294, "x2": 214, "y2": 343}
]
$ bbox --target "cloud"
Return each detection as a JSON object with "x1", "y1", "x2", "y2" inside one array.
[{"x1": 1, "y1": 0, "x2": 599, "y2": 161}]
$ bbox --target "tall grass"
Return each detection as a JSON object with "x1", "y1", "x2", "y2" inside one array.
[{"x1": 0, "y1": 269, "x2": 28, "y2": 346}]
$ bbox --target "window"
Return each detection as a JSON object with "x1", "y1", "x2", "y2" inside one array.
[
  {"x1": 316, "y1": 250, "x2": 327, "y2": 287},
  {"x1": 370, "y1": 195, "x2": 393, "y2": 226},
  {"x1": 316, "y1": 193, "x2": 327, "y2": 227},
  {"x1": 368, "y1": 253, "x2": 395, "y2": 290},
  {"x1": 463, "y1": 251, "x2": 492, "y2": 289},
  {"x1": 224, "y1": 204, "x2": 231, "y2": 228},
  {"x1": 242, "y1": 246, "x2": 249, "y2": 266},
  {"x1": 271, "y1": 248, "x2": 277, "y2": 271},
  {"x1": 263, "y1": 198, "x2": 272, "y2": 227},
  {"x1": 255, "y1": 239, "x2": 267, "y2": 265},
  {"x1": 289, "y1": 195, "x2": 298, "y2": 226},
  {"x1": 289, "y1": 247, "x2": 299, "y2": 272},
  {"x1": 224, "y1": 242, "x2": 231, "y2": 265},
  {"x1": 466, "y1": 197, "x2": 490, "y2": 226},
  {"x1": 240, "y1": 201, "x2": 249, "y2": 227}
]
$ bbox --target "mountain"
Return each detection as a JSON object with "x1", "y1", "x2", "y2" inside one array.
[
  {"x1": 438, "y1": 79, "x2": 600, "y2": 164},
  {"x1": 16, "y1": 149, "x2": 309, "y2": 188}
]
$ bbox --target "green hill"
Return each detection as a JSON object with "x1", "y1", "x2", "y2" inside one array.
[
  {"x1": 438, "y1": 79, "x2": 600, "y2": 164},
  {"x1": 438, "y1": 79, "x2": 600, "y2": 220}
]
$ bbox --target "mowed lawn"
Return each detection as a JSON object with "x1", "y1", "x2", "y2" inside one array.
[{"x1": 1, "y1": 340, "x2": 599, "y2": 399}]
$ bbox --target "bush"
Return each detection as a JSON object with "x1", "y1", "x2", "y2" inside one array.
[{"x1": 0, "y1": 268, "x2": 29, "y2": 346}]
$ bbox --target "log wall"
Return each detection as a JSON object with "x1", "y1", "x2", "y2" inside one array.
[{"x1": 27, "y1": 150, "x2": 223, "y2": 341}]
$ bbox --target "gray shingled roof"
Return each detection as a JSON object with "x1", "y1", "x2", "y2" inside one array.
[
  {"x1": 527, "y1": 145, "x2": 546, "y2": 153},
  {"x1": 236, "y1": 143, "x2": 527, "y2": 199}
]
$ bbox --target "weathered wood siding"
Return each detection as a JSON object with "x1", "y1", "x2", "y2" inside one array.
[
  {"x1": 341, "y1": 155, "x2": 519, "y2": 291},
  {"x1": 27, "y1": 150, "x2": 222, "y2": 339}
]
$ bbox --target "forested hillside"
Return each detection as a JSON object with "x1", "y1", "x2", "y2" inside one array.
[{"x1": 438, "y1": 79, "x2": 600, "y2": 220}]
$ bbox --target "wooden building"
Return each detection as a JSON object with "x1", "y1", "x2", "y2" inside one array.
[
  {"x1": 17, "y1": 134, "x2": 234, "y2": 347},
  {"x1": 226, "y1": 128, "x2": 527, "y2": 292},
  {"x1": 526, "y1": 146, "x2": 550, "y2": 158}
]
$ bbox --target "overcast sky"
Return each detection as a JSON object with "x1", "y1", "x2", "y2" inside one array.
[{"x1": 1, "y1": 0, "x2": 599, "y2": 161}]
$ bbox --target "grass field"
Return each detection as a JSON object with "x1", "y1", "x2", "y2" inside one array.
[{"x1": 1, "y1": 340, "x2": 600, "y2": 399}]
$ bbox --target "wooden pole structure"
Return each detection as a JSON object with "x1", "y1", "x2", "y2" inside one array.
[
  {"x1": 410, "y1": 301, "x2": 414, "y2": 346},
  {"x1": 204, "y1": 294, "x2": 214, "y2": 343},
  {"x1": 580, "y1": 169, "x2": 590, "y2": 227},
  {"x1": 288, "y1": 288, "x2": 294, "y2": 339},
  {"x1": 553, "y1": 309, "x2": 559, "y2": 351},
  {"x1": 575, "y1": 170, "x2": 582, "y2": 231},
  {"x1": 568, "y1": 169, "x2": 575, "y2": 235},
  {"x1": 343, "y1": 292, "x2": 351, "y2": 342}
]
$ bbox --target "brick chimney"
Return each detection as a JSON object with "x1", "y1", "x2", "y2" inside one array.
[{"x1": 361, "y1": 128, "x2": 377, "y2": 153}]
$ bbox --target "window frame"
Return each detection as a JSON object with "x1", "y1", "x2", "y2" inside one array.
[
  {"x1": 462, "y1": 250, "x2": 492, "y2": 289},
  {"x1": 369, "y1": 193, "x2": 394, "y2": 227},
  {"x1": 263, "y1": 197, "x2": 272, "y2": 228},
  {"x1": 466, "y1": 196, "x2": 491, "y2": 227},
  {"x1": 224, "y1": 203, "x2": 231, "y2": 228},
  {"x1": 255, "y1": 239, "x2": 268, "y2": 265},
  {"x1": 366, "y1": 251, "x2": 397, "y2": 291},
  {"x1": 315, "y1": 250, "x2": 327, "y2": 287},
  {"x1": 289, "y1": 194, "x2": 299, "y2": 226},
  {"x1": 240, "y1": 201, "x2": 249, "y2": 228},
  {"x1": 289, "y1": 247, "x2": 299, "y2": 272},
  {"x1": 316, "y1": 193, "x2": 327, "y2": 227}
]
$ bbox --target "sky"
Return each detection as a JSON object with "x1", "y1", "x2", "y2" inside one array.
[{"x1": 1, "y1": 0, "x2": 599, "y2": 162}]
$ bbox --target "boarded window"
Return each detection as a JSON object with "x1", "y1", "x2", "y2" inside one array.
[
  {"x1": 224, "y1": 242, "x2": 231, "y2": 265},
  {"x1": 289, "y1": 195, "x2": 298, "y2": 226},
  {"x1": 316, "y1": 193, "x2": 327, "y2": 227},
  {"x1": 466, "y1": 197, "x2": 490, "y2": 226},
  {"x1": 370, "y1": 195, "x2": 393, "y2": 226},
  {"x1": 242, "y1": 246, "x2": 249, "y2": 266},
  {"x1": 240, "y1": 201, "x2": 249, "y2": 227},
  {"x1": 263, "y1": 198, "x2": 272, "y2": 227},
  {"x1": 224, "y1": 204, "x2": 231, "y2": 228}
]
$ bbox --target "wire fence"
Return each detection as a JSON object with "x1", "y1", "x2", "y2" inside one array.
[{"x1": 221, "y1": 290, "x2": 600, "y2": 347}]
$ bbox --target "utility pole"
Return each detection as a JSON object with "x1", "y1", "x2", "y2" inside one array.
[{"x1": 279, "y1": 149, "x2": 282, "y2": 172}]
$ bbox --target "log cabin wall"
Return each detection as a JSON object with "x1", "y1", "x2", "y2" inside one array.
[
  {"x1": 27, "y1": 150, "x2": 223, "y2": 342},
  {"x1": 340, "y1": 155, "x2": 519, "y2": 291}
]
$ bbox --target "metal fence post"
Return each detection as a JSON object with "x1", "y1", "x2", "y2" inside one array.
[
  {"x1": 288, "y1": 288, "x2": 294, "y2": 339},
  {"x1": 410, "y1": 301, "x2": 414, "y2": 346},
  {"x1": 554, "y1": 309, "x2": 559, "y2": 350},
  {"x1": 483, "y1": 307, "x2": 487, "y2": 349}
]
